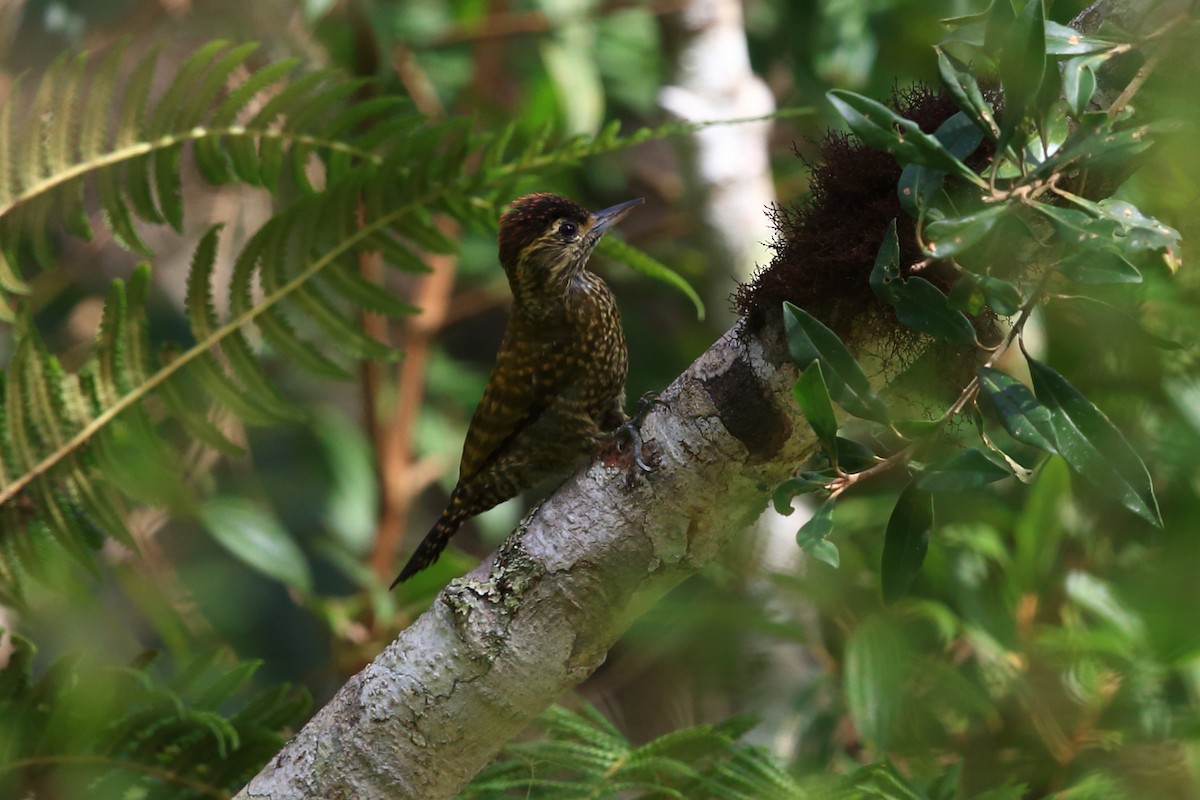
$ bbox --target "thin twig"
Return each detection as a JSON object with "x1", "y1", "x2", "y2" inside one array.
[
  {"x1": 367, "y1": 42, "x2": 457, "y2": 582},
  {"x1": 827, "y1": 273, "x2": 1049, "y2": 500},
  {"x1": 369, "y1": 228, "x2": 458, "y2": 581}
]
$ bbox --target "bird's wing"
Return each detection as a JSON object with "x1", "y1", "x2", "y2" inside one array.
[{"x1": 457, "y1": 324, "x2": 574, "y2": 483}]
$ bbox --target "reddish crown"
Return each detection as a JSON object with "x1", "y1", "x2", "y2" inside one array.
[{"x1": 497, "y1": 193, "x2": 590, "y2": 272}]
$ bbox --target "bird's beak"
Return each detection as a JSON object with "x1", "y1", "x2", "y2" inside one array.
[{"x1": 591, "y1": 197, "x2": 644, "y2": 235}]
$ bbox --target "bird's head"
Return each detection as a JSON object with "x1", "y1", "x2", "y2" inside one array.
[{"x1": 497, "y1": 193, "x2": 642, "y2": 309}]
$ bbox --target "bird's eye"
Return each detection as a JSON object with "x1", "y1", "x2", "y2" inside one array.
[{"x1": 558, "y1": 220, "x2": 578, "y2": 238}]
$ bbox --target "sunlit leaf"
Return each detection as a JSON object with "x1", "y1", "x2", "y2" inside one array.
[
  {"x1": 1097, "y1": 199, "x2": 1182, "y2": 272},
  {"x1": 1044, "y1": 20, "x2": 1116, "y2": 55},
  {"x1": 1065, "y1": 570, "x2": 1144, "y2": 637},
  {"x1": 1062, "y1": 54, "x2": 1104, "y2": 116},
  {"x1": 1034, "y1": 114, "x2": 1158, "y2": 181},
  {"x1": 314, "y1": 409, "x2": 377, "y2": 555},
  {"x1": 1012, "y1": 456, "x2": 1070, "y2": 591}
]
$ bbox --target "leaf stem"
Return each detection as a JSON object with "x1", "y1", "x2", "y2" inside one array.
[{"x1": 826, "y1": 271, "x2": 1048, "y2": 499}]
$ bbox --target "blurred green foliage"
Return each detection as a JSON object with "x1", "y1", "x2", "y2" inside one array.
[{"x1": 0, "y1": 0, "x2": 1197, "y2": 798}]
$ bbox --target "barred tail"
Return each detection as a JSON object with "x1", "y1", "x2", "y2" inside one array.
[{"x1": 391, "y1": 496, "x2": 470, "y2": 588}]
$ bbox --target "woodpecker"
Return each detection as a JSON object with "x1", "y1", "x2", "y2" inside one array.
[{"x1": 392, "y1": 193, "x2": 643, "y2": 587}]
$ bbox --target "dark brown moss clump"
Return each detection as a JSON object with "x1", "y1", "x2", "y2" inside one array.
[{"x1": 734, "y1": 85, "x2": 969, "y2": 341}]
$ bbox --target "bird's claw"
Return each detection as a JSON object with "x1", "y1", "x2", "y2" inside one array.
[
  {"x1": 617, "y1": 391, "x2": 667, "y2": 473},
  {"x1": 633, "y1": 390, "x2": 668, "y2": 422}
]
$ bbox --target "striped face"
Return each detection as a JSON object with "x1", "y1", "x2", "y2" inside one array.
[{"x1": 497, "y1": 194, "x2": 642, "y2": 309}]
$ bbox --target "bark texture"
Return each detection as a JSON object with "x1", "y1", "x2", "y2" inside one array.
[{"x1": 237, "y1": 318, "x2": 821, "y2": 799}]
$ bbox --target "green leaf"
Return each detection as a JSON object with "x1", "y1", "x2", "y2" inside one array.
[
  {"x1": 834, "y1": 437, "x2": 880, "y2": 472},
  {"x1": 983, "y1": 0, "x2": 1017, "y2": 55},
  {"x1": 1065, "y1": 571, "x2": 1144, "y2": 637},
  {"x1": 782, "y1": 301, "x2": 889, "y2": 423},
  {"x1": 828, "y1": 90, "x2": 981, "y2": 184},
  {"x1": 881, "y1": 483, "x2": 934, "y2": 603},
  {"x1": 1062, "y1": 54, "x2": 1103, "y2": 116},
  {"x1": 314, "y1": 409, "x2": 377, "y2": 555},
  {"x1": 924, "y1": 205, "x2": 1007, "y2": 258},
  {"x1": 898, "y1": 112, "x2": 986, "y2": 216},
  {"x1": 1026, "y1": 356, "x2": 1161, "y2": 526},
  {"x1": 598, "y1": 236, "x2": 704, "y2": 321},
  {"x1": 1044, "y1": 20, "x2": 1115, "y2": 55},
  {"x1": 793, "y1": 362, "x2": 839, "y2": 459},
  {"x1": 976, "y1": 274, "x2": 1022, "y2": 315},
  {"x1": 1014, "y1": 456, "x2": 1071, "y2": 591},
  {"x1": 997, "y1": 0, "x2": 1047, "y2": 148},
  {"x1": 200, "y1": 497, "x2": 313, "y2": 591},
  {"x1": 808, "y1": 538, "x2": 840, "y2": 568},
  {"x1": 934, "y1": 109, "x2": 988, "y2": 161},
  {"x1": 947, "y1": 275, "x2": 987, "y2": 316},
  {"x1": 772, "y1": 475, "x2": 828, "y2": 514},
  {"x1": 1041, "y1": 198, "x2": 1181, "y2": 269},
  {"x1": 917, "y1": 448, "x2": 1012, "y2": 491},
  {"x1": 935, "y1": 48, "x2": 999, "y2": 140},
  {"x1": 889, "y1": 277, "x2": 978, "y2": 344},
  {"x1": 1056, "y1": 249, "x2": 1142, "y2": 284},
  {"x1": 977, "y1": 366, "x2": 1058, "y2": 453},
  {"x1": 797, "y1": 498, "x2": 835, "y2": 554},
  {"x1": 869, "y1": 218, "x2": 902, "y2": 303},
  {"x1": 870, "y1": 219, "x2": 976, "y2": 341},
  {"x1": 1034, "y1": 115, "x2": 1158, "y2": 181},
  {"x1": 1097, "y1": 199, "x2": 1182, "y2": 271}
]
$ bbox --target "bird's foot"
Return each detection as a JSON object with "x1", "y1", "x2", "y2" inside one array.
[{"x1": 612, "y1": 391, "x2": 667, "y2": 473}]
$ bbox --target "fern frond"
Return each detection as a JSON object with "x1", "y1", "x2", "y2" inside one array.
[
  {"x1": 0, "y1": 41, "x2": 402, "y2": 312},
  {"x1": 462, "y1": 701, "x2": 802, "y2": 800},
  {"x1": 0, "y1": 636, "x2": 309, "y2": 800},
  {"x1": 0, "y1": 39, "x2": 804, "y2": 590}
]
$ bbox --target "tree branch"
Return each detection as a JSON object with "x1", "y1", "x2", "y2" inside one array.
[{"x1": 236, "y1": 316, "x2": 833, "y2": 799}]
